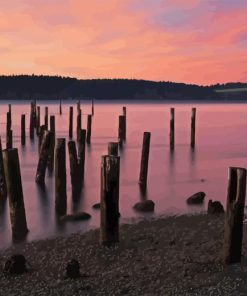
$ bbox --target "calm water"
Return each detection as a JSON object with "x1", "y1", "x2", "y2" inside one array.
[{"x1": 0, "y1": 100, "x2": 247, "y2": 249}]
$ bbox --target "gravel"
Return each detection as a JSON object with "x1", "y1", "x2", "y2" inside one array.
[{"x1": 1, "y1": 213, "x2": 247, "y2": 295}]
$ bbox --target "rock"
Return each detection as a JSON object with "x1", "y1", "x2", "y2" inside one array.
[
  {"x1": 3, "y1": 254, "x2": 27, "y2": 275},
  {"x1": 133, "y1": 200, "x2": 155, "y2": 212},
  {"x1": 207, "y1": 200, "x2": 224, "y2": 214},
  {"x1": 92, "y1": 203, "x2": 100, "y2": 209},
  {"x1": 61, "y1": 212, "x2": 91, "y2": 222},
  {"x1": 66, "y1": 259, "x2": 81, "y2": 278},
  {"x1": 186, "y1": 192, "x2": 205, "y2": 205}
]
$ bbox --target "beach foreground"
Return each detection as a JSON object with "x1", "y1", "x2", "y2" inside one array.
[{"x1": 1, "y1": 214, "x2": 247, "y2": 296}]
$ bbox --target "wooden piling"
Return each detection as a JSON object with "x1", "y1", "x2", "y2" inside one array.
[
  {"x1": 48, "y1": 115, "x2": 55, "y2": 172},
  {"x1": 35, "y1": 131, "x2": 52, "y2": 185},
  {"x1": 76, "y1": 109, "x2": 81, "y2": 141},
  {"x1": 77, "y1": 100, "x2": 80, "y2": 114},
  {"x1": 170, "y1": 108, "x2": 175, "y2": 150},
  {"x1": 3, "y1": 148, "x2": 28, "y2": 240},
  {"x1": 44, "y1": 106, "x2": 48, "y2": 130},
  {"x1": 191, "y1": 107, "x2": 196, "y2": 149},
  {"x1": 100, "y1": 155, "x2": 120, "y2": 246},
  {"x1": 55, "y1": 138, "x2": 67, "y2": 215},
  {"x1": 0, "y1": 138, "x2": 7, "y2": 201},
  {"x1": 69, "y1": 106, "x2": 73, "y2": 139},
  {"x1": 123, "y1": 106, "x2": 126, "y2": 117},
  {"x1": 86, "y1": 115, "x2": 92, "y2": 144},
  {"x1": 223, "y1": 167, "x2": 247, "y2": 264},
  {"x1": 21, "y1": 114, "x2": 25, "y2": 146},
  {"x1": 68, "y1": 141, "x2": 80, "y2": 199},
  {"x1": 6, "y1": 129, "x2": 13, "y2": 149},
  {"x1": 108, "y1": 142, "x2": 118, "y2": 156},
  {"x1": 30, "y1": 106, "x2": 35, "y2": 140},
  {"x1": 59, "y1": 98, "x2": 62, "y2": 115},
  {"x1": 139, "y1": 132, "x2": 151, "y2": 188},
  {"x1": 6, "y1": 111, "x2": 11, "y2": 132},
  {"x1": 78, "y1": 129, "x2": 86, "y2": 189},
  {"x1": 118, "y1": 115, "x2": 125, "y2": 146},
  {"x1": 38, "y1": 125, "x2": 46, "y2": 154},
  {"x1": 36, "y1": 106, "x2": 40, "y2": 135}
]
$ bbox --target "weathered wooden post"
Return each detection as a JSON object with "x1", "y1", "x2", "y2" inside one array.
[
  {"x1": 0, "y1": 138, "x2": 7, "y2": 201},
  {"x1": 48, "y1": 115, "x2": 55, "y2": 172},
  {"x1": 6, "y1": 129, "x2": 13, "y2": 149},
  {"x1": 55, "y1": 138, "x2": 67, "y2": 215},
  {"x1": 108, "y1": 142, "x2": 118, "y2": 156},
  {"x1": 77, "y1": 100, "x2": 80, "y2": 114},
  {"x1": 170, "y1": 108, "x2": 175, "y2": 150},
  {"x1": 78, "y1": 129, "x2": 86, "y2": 190},
  {"x1": 36, "y1": 106, "x2": 40, "y2": 135},
  {"x1": 86, "y1": 115, "x2": 92, "y2": 144},
  {"x1": 30, "y1": 105, "x2": 35, "y2": 140},
  {"x1": 77, "y1": 109, "x2": 81, "y2": 141},
  {"x1": 68, "y1": 141, "x2": 80, "y2": 199},
  {"x1": 38, "y1": 125, "x2": 46, "y2": 154},
  {"x1": 6, "y1": 111, "x2": 11, "y2": 132},
  {"x1": 59, "y1": 98, "x2": 62, "y2": 115},
  {"x1": 21, "y1": 114, "x2": 26, "y2": 146},
  {"x1": 35, "y1": 131, "x2": 52, "y2": 185},
  {"x1": 191, "y1": 107, "x2": 196, "y2": 149},
  {"x1": 123, "y1": 106, "x2": 126, "y2": 117},
  {"x1": 69, "y1": 106, "x2": 73, "y2": 139},
  {"x1": 3, "y1": 148, "x2": 28, "y2": 240},
  {"x1": 139, "y1": 132, "x2": 151, "y2": 188},
  {"x1": 223, "y1": 167, "x2": 247, "y2": 264},
  {"x1": 100, "y1": 155, "x2": 120, "y2": 246},
  {"x1": 44, "y1": 106, "x2": 49, "y2": 130},
  {"x1": 118, "y1": 115, "x2": 125, "y2": 146}
]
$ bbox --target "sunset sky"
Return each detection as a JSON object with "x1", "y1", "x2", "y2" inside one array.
[{"x1": 0, "y1": 0, "x2": 246, "y2": 85}]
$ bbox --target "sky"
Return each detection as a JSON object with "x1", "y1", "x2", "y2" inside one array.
[{"x1": 0, "y1": 0, "x2": 246, "y2": 85}]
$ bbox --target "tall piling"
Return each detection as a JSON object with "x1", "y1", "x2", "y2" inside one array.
[
  {"x1": 48, "y1": 115, "x2": 55, "y2": 172},
  {"x1": 35, "y1": 131, "x2": 52, "y2": 185},
  {"x1": 108, "y1": 142, "x2": 118, "y2": 156},
  {"x1": 59, "y1": 98, "x2": 62, "y2": 115},
  {"x1": 3, "y1": 148, "x2": 28, "y2": 240},
  {"x1": 55, "y1": 138, "x2": 67, "y2": 215},
  {"x1": 0, "y1": 138, "x2": 7, "y2": 201},
  {"x1": 223, "y1": 167, "x2": 247, "y2": 264},
  {"x1": 170, "y1": 108, "x2": 175, "y2": 150},
  {"x1": 6, "y1": 130, "x2": 13, "y2": 149},
  {"x1": 191, "y1": 107, "x2": 196, "y2": 149},
  {"x1": 118, "y1": 115, "x2": 125, "y2": 146},
  {"x1": 68, "y1": 141, "x2": 80, "y2": 199},
  {"x1": 139, "y1": 132, "x2": 151, "y2": 188},
  {"x1": 78, "y1": 129, "x2": 86, "y2": 190},
  {"x1": 21, "y1": 114, "x2": 26, "y2": 146},
  {"x1": 76, "y1": 109, "x2": 81, "y2": 141},
  {"x1": 38, "y1": 125, "x2": 46, "y2": 154},
  {"x1": 69, "y1": 106, "x2": 73, "y2": 139},
  {"x1": 44, "y1": 106, "x2": 49, "y2": 130},
  {"x1": 100, "y1": 155, "x2": 120, "y2": 246},
  {"x1": 30, "y1": 105, "x2": 35, "y2": 140},
  {"x1": 86, "y1": 115, "x2": 92, "y2": 144},
  {"x1": 36, "y1": 106, "x2": 40, "y2": 135}
]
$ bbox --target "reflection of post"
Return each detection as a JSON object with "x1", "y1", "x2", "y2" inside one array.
[
  {"x1": 55, "y1": 138, "x2": 67, "y2": 215},
  {"x1": 139, "y1": 132, "x2": 151, "y2": 188},
  {"x1": 21, "y1": 114, "x2": 26, "y2": 146},
  {"x1": 108, "y1": 142, "x2": 118, "y2": 156},
  {"x1": 69, "y1": 106, "x2": 73, "y2": 139},
  {"x1": 170, "y1": 108, "x2": 175, "y2": 150},
  {"x1": 0, "y1": 138, "x2": 7, "y2": 201},
  {"x1": 68, "y1": 141, "x2": 79, "y2": 199},
  {"x1": 86, "y1": 115, "x2": 92, "y2": 144},
  {"x1": 191, "y1": 108, "x2": 196, "y2": 149},
  {"x1": 223, "y1": 167, "x2": 246, "y2": 264},
  {"x1": 3, "y1": 148, "x2": 28, "y2": 240},
  {"x1": 100, "y1": 155, "x2": 120, "y2": 246}
]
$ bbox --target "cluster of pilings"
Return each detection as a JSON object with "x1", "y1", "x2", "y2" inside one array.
[{"x1": 0, "y1": 102, "x2": 246, "y2": 267}]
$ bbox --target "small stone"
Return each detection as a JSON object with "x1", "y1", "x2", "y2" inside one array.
[
  {"x1": 3, "y1": 254, "x2": 27, "y2": 275},
  {"x1": 186, "y1": 192, "x2": 205, "y2": 205},
  {"x1": 207, "y1": 200, "x2": 224, "y2": 214},
  {"x1": 61, "y1": 212, "x2": 91, "y2": 222},
  {"x1": 133, "y1": 200, "x2": 155, "y2": 212},
  {"x1": 66, "y1": 259, "x2": 81, "y2": 278}
]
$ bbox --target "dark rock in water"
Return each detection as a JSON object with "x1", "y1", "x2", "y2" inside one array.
[
  {"x1": 207, "y1": 199, "x2": 224, "y2": 214},
  {"x1": 3, "y1": 254, "x2": 27, "y2": 275},
  {"x1": 133, "y1": 200, "x2": 155, "y2": 212},
  {"x1": 92, "y1": 203, "x2": 100, "y2": 209},
  {"x1": 66, "y1": 259, "x2": 81, "y2": 278},
  {"x1": 61, "y1": 212, "x2": 91, "y2": 222},
  {"x1": 186, "y1": 192, "x2": 205, "y2": 205}
]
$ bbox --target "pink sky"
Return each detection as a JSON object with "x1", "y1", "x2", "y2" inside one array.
[{"x1": 0, "y1": 0, "x2": 246, "y2": 85}]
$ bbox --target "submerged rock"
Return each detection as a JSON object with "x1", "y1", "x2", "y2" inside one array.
[
  {"x1": 133, "y1": 200, "x2": 155, "y2": 212},
  {"x1": 3, "y1": 254, "x2": 27, "y2": 275},
  {"x1": 61, "y1": 212, "x2": 91, "y2": 222},
  {"x1": 186, "y1": 192, "x2": 205, "y2": 205},
  {"x1": 207, "y1": 200, "x2": 224, "y2": 214},
  {"x1": 66, "y1": 259, "x2": 81, "y2": 279}
]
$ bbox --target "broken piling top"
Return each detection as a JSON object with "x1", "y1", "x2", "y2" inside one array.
[
  {"x1": 108, "y1": 142, "x2": 119, "y2": 156},
  {"x1": 223, "y1": 167, "x2": 247, "y2": 265}
]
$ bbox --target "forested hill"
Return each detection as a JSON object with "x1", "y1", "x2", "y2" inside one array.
[{"x1": 0, "y1": 75, "x2": 246, "y2": 100}]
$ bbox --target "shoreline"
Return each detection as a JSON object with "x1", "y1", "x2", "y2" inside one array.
[{"x1": 1, "y1": 213, "x2": 247, "y2": 295}]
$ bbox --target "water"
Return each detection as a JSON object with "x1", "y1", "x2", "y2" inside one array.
[{"x1": 0, "y1": 100, "x2": 247, "y2": 249}]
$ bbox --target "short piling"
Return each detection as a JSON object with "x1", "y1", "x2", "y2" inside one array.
[
  {"x1": 139, "y1": 132, "x2": 151, "y2": 188},
  {"x1": 108, "y1": 142, "x2": 118, "y2": 156},
  {"x1": 86, "y1": 115, "x2": 92, "y2": 144},
  {"x1": 3, "y1": 148, "x2": 28, "y2": 240},
  {"x1": 100, "y1": 155, "x2": 120, "y2": 246},
  {"x1": 223, "y1": 167, "x2": 247, "y2": 264},
  {"x1": 118, "y1": 115, "x2": 125, "y2": 146},
  {"x1": 36, "y1": 106, "x2": 40, "y2": 135},
  {"x1": 59, "y1": 98, "x2": 62, "y2": 115},
  {"x1": 170, "y1": 108, "x2": 175, "y2": 150},
  {"x1": 35, "y1": 131, "x2": 52, "y2": 185},
  {"x1": 44, "y1": 106, "x2": 49, "y2": 130},
  {"x1": 21, "y1": 114, "x2": 25, "y2": 146},
  {"x1": 191, "y1": 107, "x2": 196, "y2": 149},
  {"x1": 55, "y1": 138, "x2": 67, "y2": 215}
]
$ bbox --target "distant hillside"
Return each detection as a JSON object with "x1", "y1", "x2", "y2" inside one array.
[{"x1": 0, "y1": 75, "x2": 246, "y2": 100}]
